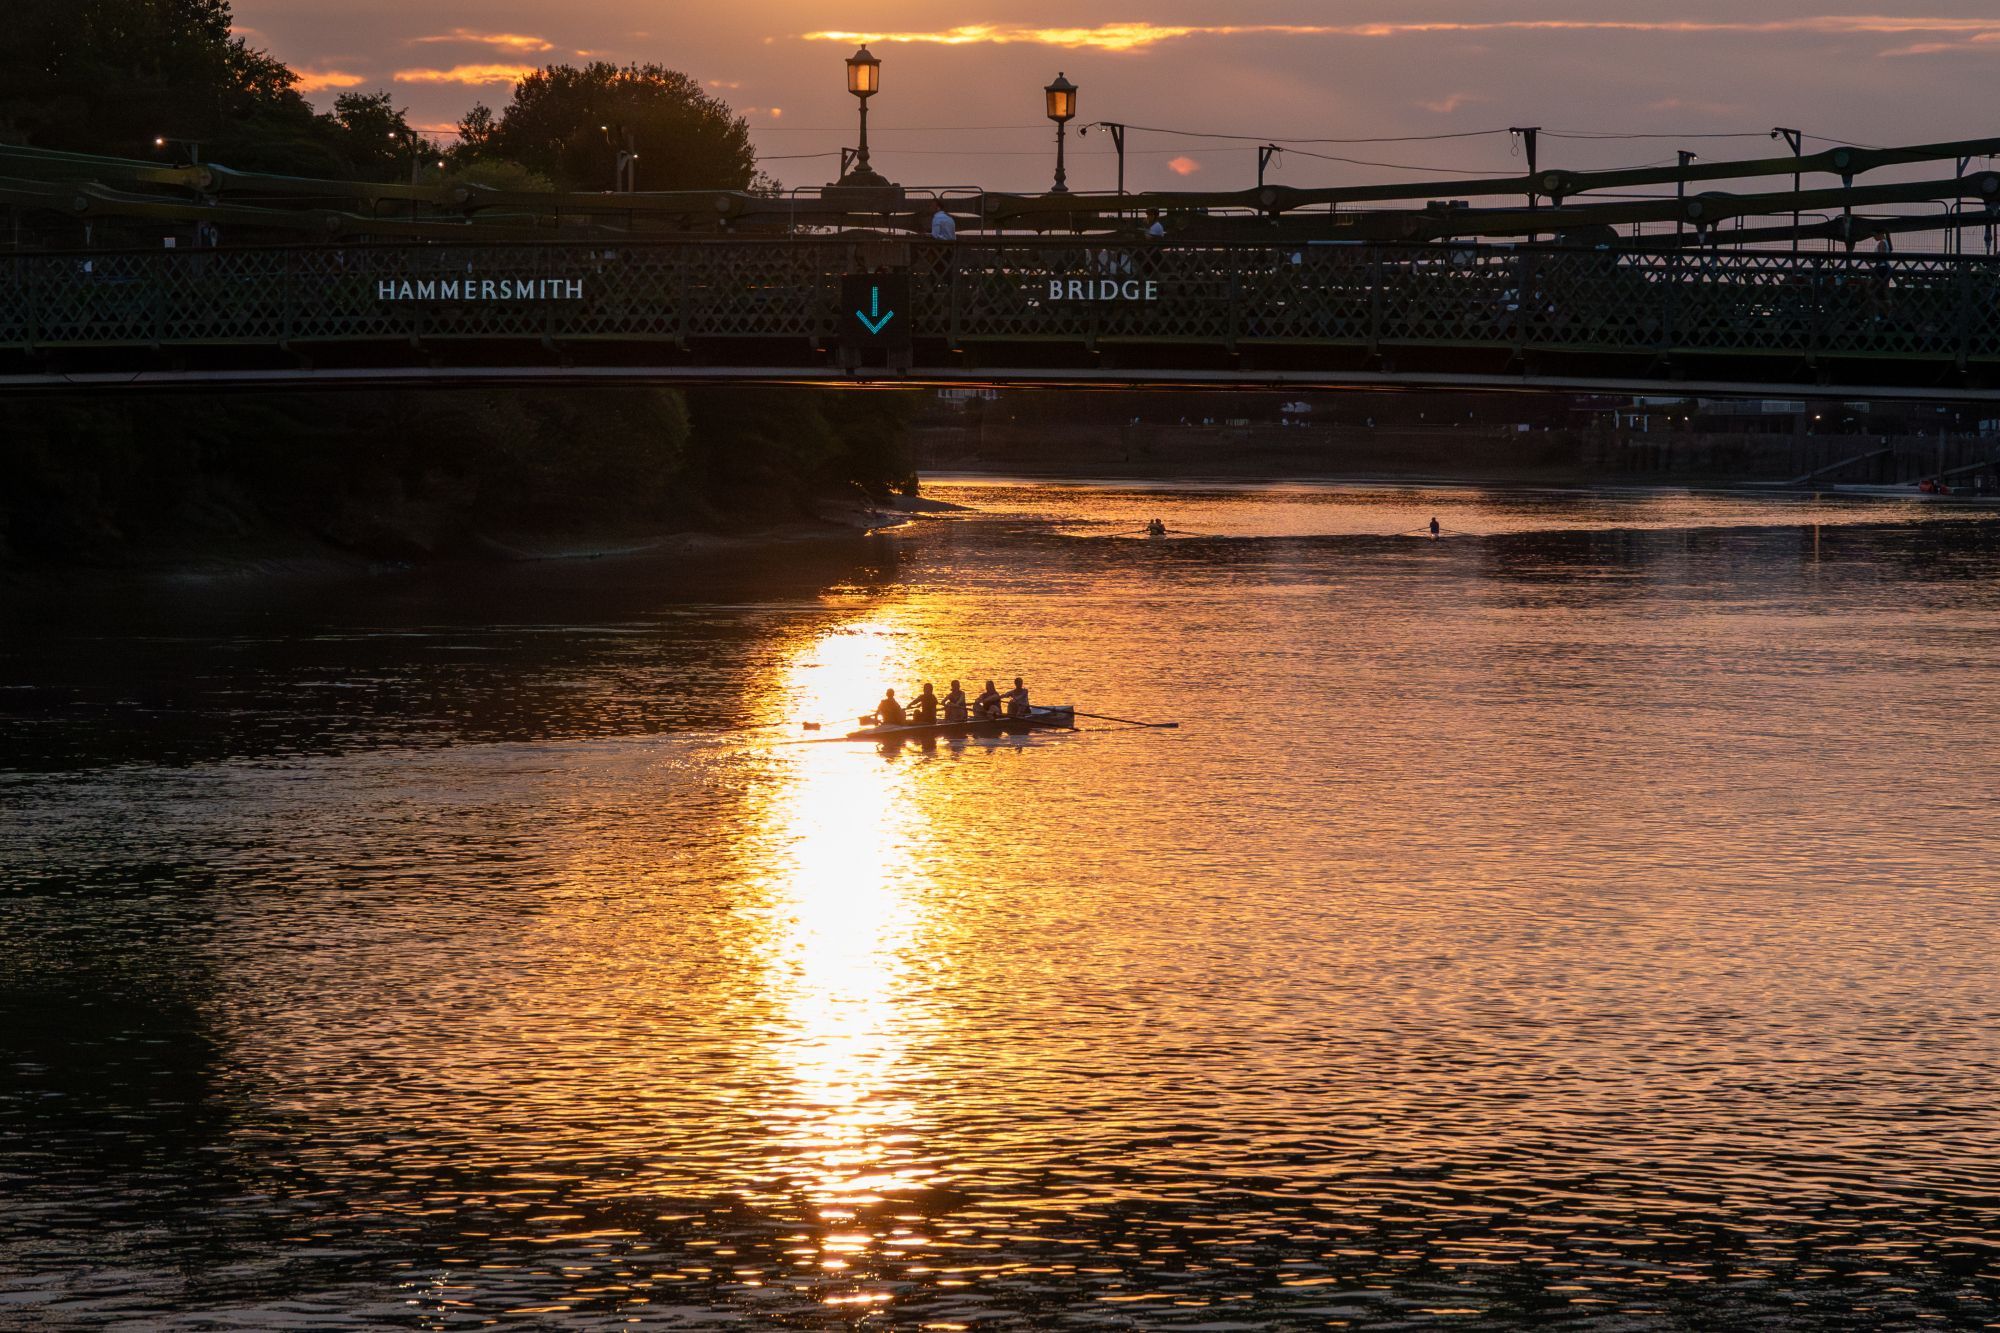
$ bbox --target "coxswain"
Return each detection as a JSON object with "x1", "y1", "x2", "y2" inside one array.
[
  {"x1": 942, "y1": 680, "x2": 968, "y2": 723},
  {"x1": 1429, "y1": 516, "x2": 1441, "y2": 539},
  {"x1": 911, "y1": 682, "x2": 939, "y2": 726},
  {"x1": 875, "y1": 689, "x2": 906, "y2": 727},
  {"x1": 1146, "y1": 518, "x2": 1167, "y2": 536},
  {"x1": 1002, "y1": 676, "x2": 1031, "y2": 718},
  {"x1": 974, "y1": 679, "x2": 1003, "y2": 720}
]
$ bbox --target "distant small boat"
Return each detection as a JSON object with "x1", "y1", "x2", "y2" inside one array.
[{"x1": 842, "y1": 705, "x2": 1076, "y2": 743}]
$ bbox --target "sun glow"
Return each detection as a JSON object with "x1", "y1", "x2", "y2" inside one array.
[
  {"x1": 393, "y1": 63, "x2": 539, "y2": 86},
  {"x1": 802, "y1": 16, "x2": 2000, "y2": 52}
]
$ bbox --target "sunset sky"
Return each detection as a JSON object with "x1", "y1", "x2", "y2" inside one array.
[{"x1": 230, "y1": 2, "x2": 2000, "y2": 192}]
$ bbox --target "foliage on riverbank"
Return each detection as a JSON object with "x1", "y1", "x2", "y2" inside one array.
[{"x1": 0, "y1": 389, "x2": 915, "y2": 567}]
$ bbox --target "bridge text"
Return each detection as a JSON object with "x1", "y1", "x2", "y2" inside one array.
[
  {"x1": 376, "y1": 278, "x2": 585, "y2": 302},
  {"x1": 1046, "y1": 279, "x2": 1160, "y2": 302}
]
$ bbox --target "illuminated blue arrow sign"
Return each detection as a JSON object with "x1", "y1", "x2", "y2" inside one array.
[
  {"x1": 856, "y1": 284, "x2": 897, "y2": 335},
  {"x1": 841, "y1": 273, "x2": 910, "y2": 358}
]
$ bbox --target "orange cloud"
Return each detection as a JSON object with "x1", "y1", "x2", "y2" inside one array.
[
  {"x1": 1168, "y1": 155, "x2": 1201, "y2": 176},
  {"x1": 394, "y1": 64, "x2": 538, "y2": 85},
  {"x1": 1881, "y1": 32, "x2": 2000, "y2": 55},
  {"x1": 411, "y1": 30, "x2": 552, "y2": 52},
  {"x1": 803, "y1": 17, "x2": 2000, "y2": 51},
  {"x1": 294, "y1": 68, "x2": 366, "y2": 92}
]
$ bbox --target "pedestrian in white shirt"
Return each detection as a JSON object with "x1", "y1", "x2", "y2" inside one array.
[{"x1": 930, "y1": 202, "x2": 957, "y2": 240}]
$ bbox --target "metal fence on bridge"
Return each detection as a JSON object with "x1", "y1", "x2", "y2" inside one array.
[{"x1": 4, "y1": 240, "x2": 1999, "y2": 385}]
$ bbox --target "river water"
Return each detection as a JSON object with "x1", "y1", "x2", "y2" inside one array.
[{"x1": 3, "y1": 479, "x2": 1999, "y2": 1329}]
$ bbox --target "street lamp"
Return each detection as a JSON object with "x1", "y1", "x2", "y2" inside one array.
[
  {"x1": 601, "y1": 125, "x2": 638, "y2": 191},
  {"x1": 846, "y1": 46, "x2": 882, "y2": 180},
  {"x1": 153, "y1": 135, "x2": 201, "y2": 165},
  {"x1": 396, "y1": 131, "x2": 430, "y2": 188},
  {"x1": 1044, "y1": 72, "x2": 1077, "y2": 194}
]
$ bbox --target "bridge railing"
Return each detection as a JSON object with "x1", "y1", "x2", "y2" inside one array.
[
  {"x1": 5, "y1": 239, "x2": 2000, "y2": 369},
  {"x1": 918, "y1": 241, "x2": 2000, "y2": 364}
]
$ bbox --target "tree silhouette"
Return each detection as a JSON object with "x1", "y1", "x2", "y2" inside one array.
[
  {"x1": 0, "y1": 0, "x2": 321, "y2": 158},
  {"x1": 466, "y1": 62, "x2": 756, "y2": 193}
]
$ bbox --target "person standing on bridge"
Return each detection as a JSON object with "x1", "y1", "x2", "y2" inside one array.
[{"x1": 930, "y1": 201, "x2": 957, "y2": 241}]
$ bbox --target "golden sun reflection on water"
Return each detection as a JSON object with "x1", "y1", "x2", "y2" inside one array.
[{"x1": 752, "y1": 612, "x2": 937, "y2": 1299}]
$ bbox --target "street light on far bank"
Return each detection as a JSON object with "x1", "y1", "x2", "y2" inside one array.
[
  {"x1": 1044, "y1": 72, "x2": 1077, "y2": 194},
  {"x1": 153, "y1": 136, "x2": 201, "y2": 165}
]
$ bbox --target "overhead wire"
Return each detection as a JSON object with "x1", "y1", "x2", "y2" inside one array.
[
  {"x1": 755, "y1": 119, "x2": 1919, "y2": 188},
  {"x1": 753, "y1": 123, "x2": 1052, "y2": 133},
  {"x1": 1084, "y1": 123, "x2": 1511, "y2": 145},
  {"x1": 1263, "y1": 146, "x2": 1507, "y2": 174},
  {"x1": 1542, "y1": 130, "x2": 1772, "y2": 140}
]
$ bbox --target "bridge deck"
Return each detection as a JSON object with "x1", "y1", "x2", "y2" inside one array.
[{"x1": 5, "y1": 240, "x2": 1999, "y2": 397}]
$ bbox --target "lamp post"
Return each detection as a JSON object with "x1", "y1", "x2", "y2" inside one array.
[
  {"x1": 398, "y1": 132, "x2": 430, "y2": 189},
  {"x1": 601, "y1": 125, "x2": 639, "y2": 192},
  {"x1": 153, "y1": 136, "x2": 201, "y2": 165},
  {"x1": 1044, "y1": 73, "x2": 1077, "y2": 194},
  {"x1": 827, "y1": 45, "x2": 899, "y2": 206},
  {"x1": 843, "y1": 46, "x2": 885, "y2": 185}
]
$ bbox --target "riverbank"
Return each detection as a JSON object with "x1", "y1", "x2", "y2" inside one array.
[
  {"x1": 0, "y1": 385, "x2": 925, "y2": 578},
  {"x1": 0, "y1": 492, "x2": 964, "y2": 589},
  {"x1": 915, "y1": 420, "x2": 2000, "y2": 492}
]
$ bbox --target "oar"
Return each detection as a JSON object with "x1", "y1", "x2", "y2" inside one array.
[{"x1": 1073, "y1": 711, "x2": 1180, "y2": 728}]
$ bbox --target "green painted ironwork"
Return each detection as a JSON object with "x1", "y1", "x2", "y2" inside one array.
[
  {"x1": 6, "y1": 139, "x2": 2000, "y2": 247},
  {"x1": 5, "y1": 240, "x2": 1998, "y2": 373}
]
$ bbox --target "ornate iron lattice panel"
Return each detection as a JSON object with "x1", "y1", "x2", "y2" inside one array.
[{"x1": 6, "y1": 239, "x2": 2000, "y2": 378}]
